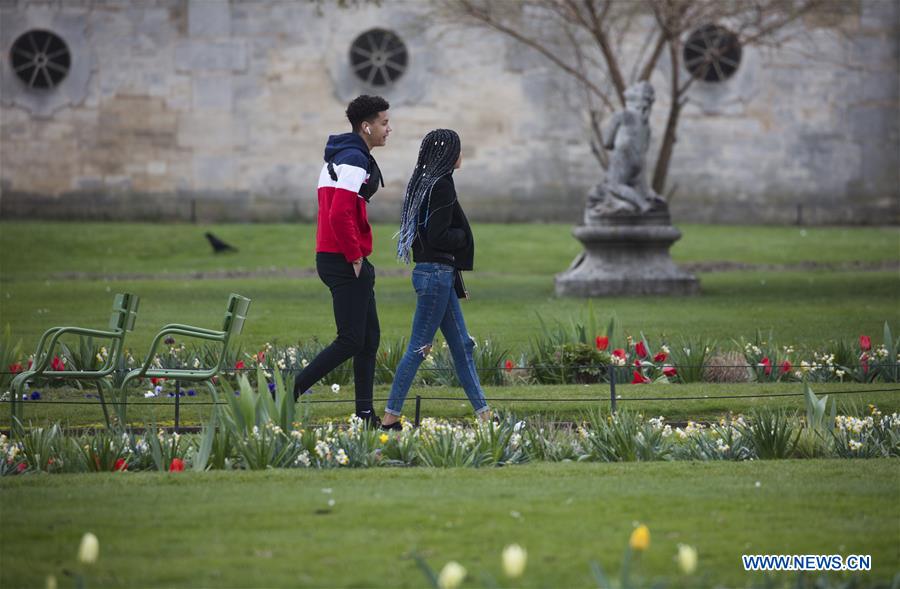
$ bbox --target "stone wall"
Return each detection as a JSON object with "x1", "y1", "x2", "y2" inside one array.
[{"x1": 0, "y1": 0, "x2": 897, "y2": 225}]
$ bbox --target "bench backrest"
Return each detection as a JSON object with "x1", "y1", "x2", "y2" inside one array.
[
  {"x1": 222, "y1": 293, "x2": 251, "y2": 337},
  {"x1": 108, "y1": 293, "x2": 140, "y2": 333}
]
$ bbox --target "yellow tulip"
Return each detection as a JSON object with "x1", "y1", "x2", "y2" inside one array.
[
  {"x1": 629, "y1": 524, "x2": 650, "y2": 552},
  {"x1": 379, "y1": 433, "x2": 389, "y2": 444}
]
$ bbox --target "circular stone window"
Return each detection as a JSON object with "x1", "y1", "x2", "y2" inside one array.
[
  {"x1": 9, "y1": 29, "x2": 71, "y2": 90},
  {"x1": 683, "y1": 24, "x2": 741, "y2": 82},
  {"x1": 349, "y1": 28, "x2": 408, "y2": 87}
]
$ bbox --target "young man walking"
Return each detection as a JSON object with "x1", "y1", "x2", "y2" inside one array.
[{"x1": 292, "y1": 95, "x2": 391, "y2": 426}]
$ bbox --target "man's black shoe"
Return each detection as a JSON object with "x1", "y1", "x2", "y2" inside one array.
[
  {"x1": 356, "y1": 410, "x2": 381, "y2": 428},
  {"x1": 292, "y1": 386, "x2": 313, "y2": 402}
]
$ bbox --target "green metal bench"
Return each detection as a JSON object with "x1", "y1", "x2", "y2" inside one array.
[
  {"x1": 118, "y1": 293, "x2": 251, "y2": 422},
  {"x1": 10, "y1": 292, "x2": 140, "y2": 434}
]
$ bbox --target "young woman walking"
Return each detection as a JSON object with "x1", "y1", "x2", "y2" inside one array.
[{"x1": 382, "y1": 129, "x2": 490, "y2": 429}]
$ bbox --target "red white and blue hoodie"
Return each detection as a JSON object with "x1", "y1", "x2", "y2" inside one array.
[{"x1": 315, "y1": 133, "x2": 381, "y2": 263}]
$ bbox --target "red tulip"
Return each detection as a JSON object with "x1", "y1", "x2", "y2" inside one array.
[
  {"x1": 631, "y1": 370, "x2": 650, "y2": 384},
  {"x1": 169, "y1": 458, "x2": 185, "y2": 472},
  {"x1": 50, "y1": 356, "x2": 65, "y2": 371},
  {"x1": 635, "y1": 341, "x2": 648, "y2": 358},
  {"x1": 663, "y1": 366, "x2": 677, "y2": 378},
  {"x1": 16, "y1": 463, "x2": 26, "y2": 473},
  {"x1": 256, "y1": 351, "x2": 266, "y2": 362},
  {"x1": 859, "y1": 335, "x2": 871, "y2": 351},
  {"x1": 235, "y1": 360, "x2": 246, "y2": 370},
  {"x1": 780, "y1": 360, "x2": 792, "y2": 374},
  {"x1": 504, "y1": 359, "x2": 514, "y2": 372},
  {"x1": 8, "y1": 363, "x2": 23, "y2": 374},
  {"x1": 760, "y1": 357, "x2": 772, "y2": 376},
  {"x1": 595, "y1": 336, "x2": 609, "y2": 351},
  {"x1": 612, "y1": 349, "x2": 626, "y2": 359},
  {"x1": 114, "y1": 458, "x2": 128, "y2": 472},
  {"x1": 653, "y1": 352, "x2": 667, "y2": 363}
]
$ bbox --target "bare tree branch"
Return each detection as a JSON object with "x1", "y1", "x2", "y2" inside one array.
[
  {"x1": 454, "y1": 0, "x2": 612, "y2": 103},
  {"x1": 637, "y1": 30, "x2": 667, "y2": 80},
  {"x1": 583, "y1": 0, "x2": 628, "y2": 104}
]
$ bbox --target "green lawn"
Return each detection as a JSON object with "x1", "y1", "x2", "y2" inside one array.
[
  {"x1": 1, "y1": 222, "x2": 898, "y2": 352},
  {"x1": 1, "y1": 460, "x2": 897, "y2": 588},
  {"x1": 2, "y1": 222, "x2": 898, "y2": 277},
  {"x1": 1, "y1": 223, "x2": 898, "y2": 589},
  {"x1": 5, "y1": 382, "x2": 898, "y2": 429}
]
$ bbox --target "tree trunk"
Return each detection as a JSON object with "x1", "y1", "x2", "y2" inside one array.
[
  {"x1": 652, "y1": 38, "x2": 684, "y2": 194},
  {"x1": 652, "y1": 98, "x2": 681, "y2": 194}
]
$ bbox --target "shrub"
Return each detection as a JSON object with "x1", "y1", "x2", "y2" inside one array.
[{"x1": 703, "y1": 351, "x2": 750, "y2": 383}]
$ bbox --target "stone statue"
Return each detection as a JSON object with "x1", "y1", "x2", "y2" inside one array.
[
  {"x1": 555, "y1": 80, "x2": 699, "y2": 297},
  {"x1": 586, "y1": 81, "x2": 666, "y2": 218}
]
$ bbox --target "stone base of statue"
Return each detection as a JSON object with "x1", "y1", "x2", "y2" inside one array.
[{"x1": 555, "y1": 208, "x2": 700, "y2": 297}]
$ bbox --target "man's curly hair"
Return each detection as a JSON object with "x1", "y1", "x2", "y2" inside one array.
[{"x1": 346, "y1": 95, "x2": 390, "y2": 132}]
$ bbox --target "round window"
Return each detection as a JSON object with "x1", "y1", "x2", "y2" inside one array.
[
  {"x1": 683, "y1": 24, "x2": 741, "y2": 82},
  {"x1": 9, "y1": 29, "x2": 71, "y2": 90},
  {"x1": 349, "y1": 28, "x2": 408, "y2": 87}
]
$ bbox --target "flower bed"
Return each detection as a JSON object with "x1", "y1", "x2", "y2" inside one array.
[{"x1": 4, "y1": 379, "x2": 897, "y2": 475}]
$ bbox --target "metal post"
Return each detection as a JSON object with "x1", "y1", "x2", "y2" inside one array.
[
  {"x1": 174, "y1": 381, "x2": 181, "y2": 433},
  {"x1": 9, "y1": 392, "x2": 16, "y2": 438},
  {"x1": 414, "y1": 395, "x2": 422, "y2": 428},
  {"x1": 609, "y1": 367, "x2": 617, "y2": 413}
]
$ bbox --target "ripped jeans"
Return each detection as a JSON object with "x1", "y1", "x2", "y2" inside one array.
[{"x1": 385, "y1": 263, "x2": 489, "y2": 417}]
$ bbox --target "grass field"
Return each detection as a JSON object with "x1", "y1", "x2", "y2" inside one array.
[
  {"x1": 1, "y1": 460, "x2": 897, "y2": 588},
  {"x1": 1, "y1": 222, "x2": 898, "y2": 353}
]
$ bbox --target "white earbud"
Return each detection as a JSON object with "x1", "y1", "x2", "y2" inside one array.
[{"x1": 365, "y1": 126, "x2": 372, "y2": 135}]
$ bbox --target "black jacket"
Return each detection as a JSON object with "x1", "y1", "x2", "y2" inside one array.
[{"x1": 412, "y1": 175, "x2": 474, "y2": 271}]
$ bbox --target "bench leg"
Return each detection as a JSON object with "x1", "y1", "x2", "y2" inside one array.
[
  {"x1": 117, "y1": 376, "x2": 138, "y2": 428},
  {"x1": 95, "y1": 381, "x2": 112, "y2": 430},
  {"x1": 10, "y1": 374, "x2": 29, "y2": 438},
  {"x1": 204, "y1": 380, "x2": 218, "y2": 402}
]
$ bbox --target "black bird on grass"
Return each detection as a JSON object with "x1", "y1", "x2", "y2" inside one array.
[{"x1": 205, "y1": 232, "x2": 238, "y2": 254}]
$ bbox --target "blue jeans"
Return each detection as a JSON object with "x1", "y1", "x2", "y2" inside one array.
[{"x1": 386, "y1": 263, "x2": 489, "y2": 416}]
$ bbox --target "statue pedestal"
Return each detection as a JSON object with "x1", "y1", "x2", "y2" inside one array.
[{"x1": 555, "y1": 211, "x2": 700, "y2": 297}]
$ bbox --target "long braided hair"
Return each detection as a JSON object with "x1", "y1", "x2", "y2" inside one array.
[{"x1": 396, "y1": 129, "x2": 461, "y2": 264}]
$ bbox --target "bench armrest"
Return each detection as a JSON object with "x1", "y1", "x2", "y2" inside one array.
[{"x1": 31, "y1": 327, "x2": 122, "y2": 375}]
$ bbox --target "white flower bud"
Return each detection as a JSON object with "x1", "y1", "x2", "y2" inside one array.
[
  {"x1": 437, "y1": 562, "x2": 466, "y2": 589},
  {"x1": 502, "y1": 544, "x2": 527, "y2": 578},
  {"x1": 677, "y1": 544, "x2": 698, "y2": 574},
  {"x1": 78, "y1": 532, "x2": 99, "y2": 564}
]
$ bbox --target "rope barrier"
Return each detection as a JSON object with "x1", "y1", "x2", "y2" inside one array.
[{"x1": 3, "y1": 387, "x2": 898, "y2": 406}]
